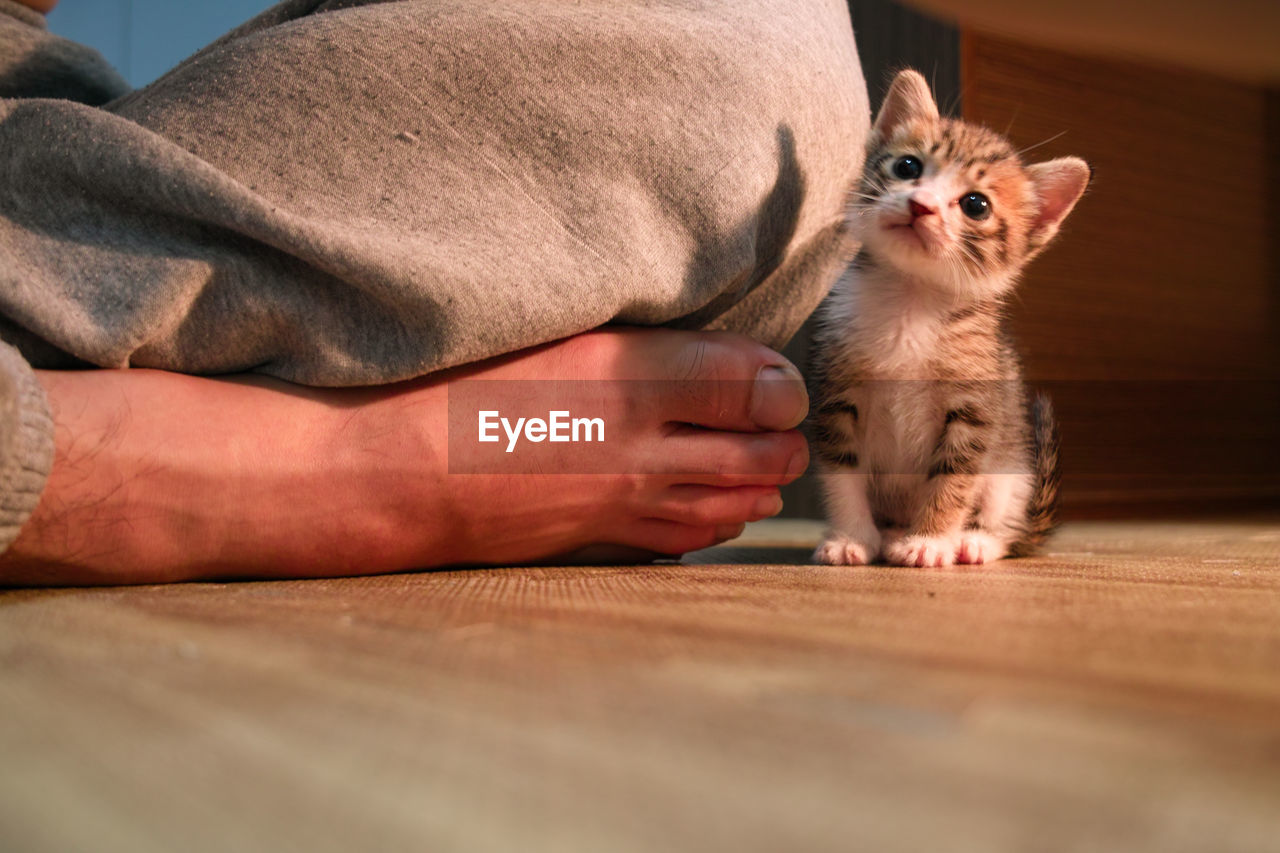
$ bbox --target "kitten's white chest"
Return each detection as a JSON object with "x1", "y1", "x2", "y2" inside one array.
[
  {"x1": 829, "y1": 272, "x2": 951, "y2": 493},
  {"x1": 847, "y1": 272, "x2": 948, "y2": 377},
  {"x1": 873, "y1": 312, "x2": 940, "y2": 375}
]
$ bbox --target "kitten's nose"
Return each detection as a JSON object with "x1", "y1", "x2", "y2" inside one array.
[{"x1": 908, "y1": 198, "x2": 937, "y2": 220}]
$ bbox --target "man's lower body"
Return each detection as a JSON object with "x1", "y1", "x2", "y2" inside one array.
[{"x1": 0, "y1": 0, "x2": 869, "y2": 583}]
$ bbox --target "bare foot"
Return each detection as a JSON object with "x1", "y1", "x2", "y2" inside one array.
[
  {"x1": 5, "y1": 328, "x2": 808, "y2": 585},
  {"x1": 372, "y1": 327, "x2": 810, "y2": 567}
]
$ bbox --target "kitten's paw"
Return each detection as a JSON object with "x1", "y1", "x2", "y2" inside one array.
[
  {"x1": 813, "y1": 532, "x2": 880, "y2": 566},
  {"x1": 955, "y1": 532, "x2": 1006, "y2": 565},
  {"x1": 884, "y1": 535, "x2": 955, "y2": 568}
]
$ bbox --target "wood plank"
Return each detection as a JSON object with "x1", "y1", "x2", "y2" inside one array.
[
  {"x1": 906, "y1": 0, "x2": 1280, "y2": 85},
  {"x1": 1, "y1": 518, "x2": 1277, "y2": 852},
  {"x1": 962, "y1": 34, "x2": 1280, "y2": 513},
  {"x1": 963, "y1": 34, "x2": 1276, "y2": 381}
]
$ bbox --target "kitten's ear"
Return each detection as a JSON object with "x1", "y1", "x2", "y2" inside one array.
[
  {"x1": 873, "y1": 70, "x2": 939, "y2": 141},
  {"x1": 1026, "y1": 157, "x2": 1092, "y2": 253}
]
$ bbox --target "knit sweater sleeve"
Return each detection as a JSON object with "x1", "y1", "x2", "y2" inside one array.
[
  {"x1": 0, "y1": 1, "x2": 116, "y2": 555},
  {"x1": 0, "y1": 343, "x2": 53, "y2": 555}
]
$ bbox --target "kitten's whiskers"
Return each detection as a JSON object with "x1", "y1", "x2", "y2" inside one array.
[{"x1": 1016, "y1": 130, "x2": 1067, "y2": 158}]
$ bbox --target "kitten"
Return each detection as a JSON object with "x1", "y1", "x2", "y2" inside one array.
[{"x1": 810, "y1": 69, "x2": 1089, "y2": 567}]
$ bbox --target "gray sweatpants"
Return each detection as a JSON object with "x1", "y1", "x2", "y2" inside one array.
[{"x1": 0, "y1": 0, "x2": 869, "y2": 552}]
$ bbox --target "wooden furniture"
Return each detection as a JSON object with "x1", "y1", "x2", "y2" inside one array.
[{"x1": 965, "y1": 33, "x2": 1280, "y2": 514}]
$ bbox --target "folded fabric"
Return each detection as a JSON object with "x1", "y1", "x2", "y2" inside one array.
[
  {"x1": 0, "y1": 0, "x2": 869, "y2": 553},
  {"x1": 1, "y1": 0, "x2": 867, "y2": 383}
]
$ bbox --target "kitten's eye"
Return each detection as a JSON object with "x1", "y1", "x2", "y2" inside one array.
[
  {"x1": 892, "y1": 156, "x2": 923, "y2": 180},
  {"x1": 960, "y1": 192, "x2": 991, "y2": 220}
]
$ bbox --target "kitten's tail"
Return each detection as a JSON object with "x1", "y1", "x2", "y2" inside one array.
[{"x1": 1010, "y1": 392, "x2": 1061, "y2": 557}]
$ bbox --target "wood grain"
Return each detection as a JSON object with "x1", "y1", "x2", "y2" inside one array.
[
  {"x1": 907, "y1": 0, "x2": 1280, "y2": 84},
  {"x1": 1, "y1": 518, "x2": 1277, "y2": 852},
  {"x1": 963, "y1": 33, "x2": 1278, "y2": 379},
  {"x1": 962, "y1": 34, "x2": 1280, "y2": 512}
]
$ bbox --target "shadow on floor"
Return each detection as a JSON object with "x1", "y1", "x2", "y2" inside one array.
[{"x1": 682, "y1": 545, "x2": 815, "y2": 565}]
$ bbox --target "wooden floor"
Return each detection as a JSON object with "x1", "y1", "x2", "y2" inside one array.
[{"x1": 1, "y1": 516, "x2": 1278, "y2": 852}]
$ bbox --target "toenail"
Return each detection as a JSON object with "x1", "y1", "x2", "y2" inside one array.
[
  {"x1": 754, "y1": 493, "x2": 783, "y2": 518},
  {"x1": 751, "y1": 364, "x2": 808, "y2": 430},
  {"x1": 786, "y1": 449, "x2": 809, "y2": 478}
]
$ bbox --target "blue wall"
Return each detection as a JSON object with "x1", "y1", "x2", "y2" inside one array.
[{"x1": 46, "y1": 0, "x2": 277, "y2": 88}]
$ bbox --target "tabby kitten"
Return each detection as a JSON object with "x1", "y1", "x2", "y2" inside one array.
[{"x1": 811, "y1": 69, "x2": 1089, "y2": 567}]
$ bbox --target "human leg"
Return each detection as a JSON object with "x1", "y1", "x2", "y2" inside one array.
[{"x1": 0, "y1": 329, "x2": 808, "y2": 585}]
